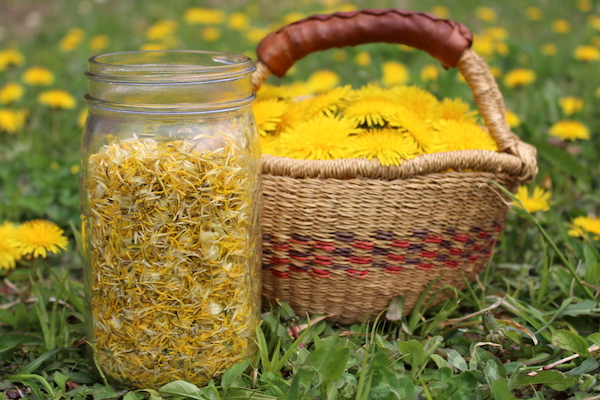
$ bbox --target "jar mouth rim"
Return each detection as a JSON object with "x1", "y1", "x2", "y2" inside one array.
[{"x1": 86, "y1": 50, "x2": 255, "y2": 83}]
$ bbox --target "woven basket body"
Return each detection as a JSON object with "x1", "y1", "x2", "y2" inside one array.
[{"x1": 254, "y1": 9, "x2": 538, "y2": 325}]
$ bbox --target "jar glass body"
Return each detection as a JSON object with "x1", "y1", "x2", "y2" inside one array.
[{"x1": 80, "y1": 51, "x2": 261, "y2": 389}]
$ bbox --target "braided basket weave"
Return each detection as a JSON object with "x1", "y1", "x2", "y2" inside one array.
[{"x1": 253, "y1": 9, "x2": 538, "y2": 325}]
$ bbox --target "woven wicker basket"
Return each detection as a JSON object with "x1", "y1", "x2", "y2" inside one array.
[{"x1": 252, "y1": 9, "x2": 538, "y2": 325}]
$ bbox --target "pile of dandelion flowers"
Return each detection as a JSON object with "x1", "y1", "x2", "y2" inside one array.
[
  {"x1": 300, "y1": 85, "x2": 354, "y2": 117},
  {"x1": 252, "y1": 98, "x2": 288, "y2": 136},
  {"x1": 387, "y1": 85, "x2": 441, "y2": 120},
  {"x1": 347, "y1": 128, "x2": 422, "y2": 166},
  {"x1": 277, "y1": 114, "x2": 362, "y2": 160},
  {"x1": 437, "y1": 98, "x2": 479, "y2": 123},
  {"x1": 387, "y1": 107, "x2": 437, "y2": 152},
  {"x1": 341, "y1": 96, "x2": 400, "y2": 127},
  {"x1": 430, "y1": 119, "x2": 498, "y2": 153},
  {"x1": 8, "y1": 220, "x2": 68, "y2": 258}
]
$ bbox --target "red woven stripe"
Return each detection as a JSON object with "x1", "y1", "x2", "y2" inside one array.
[
  {"x1": 385, "y1": 266, "x2": 403, "y2": 273},
  {"x1": 477, "y1": 231, "x2": 489, "y2": 239},
  {"x1": 425, "y1": 236, "x2": 443, "y2": 243},
  {"x1": 272, "y1": 270, "x2": 289, "y2": 279},
  {"x1": 290, "y1": 238, "x2": 309, "y2": 245},
  {"x1": 421, "y1": 250, "x2": 437, "y2": 258},
  {"x1": 453, "y1": 234, "x2": 469, "y2": 242},
  {"x1": 449, "y1": 248, "x2": 463, "y2": 255},
  {"x1": 290, "y1": 266, "x2": 309, "y2": 273},
  {"x1": 353, "y1": 241, "x2": 374, "y2": 250},
  {"x1": 313, "y1": 256, "x2": 333, "y2": 265},
  {"x1": 272, "y1": 244, "x2": 289, "y2": 251},
  {"x1": 417, "y1": 262, "x2": 433, "y2": 271},
  {"x1": 270, "y1": 257, "x2": 289, "y2": 265},
  {"x1": 347, "y1": 269, "x2": 369, "y2": 279},
  {"x1": 387, "y1": 254, "x2": 405, "y2": 262},
  {"x1": 310, "y1": 268, "x2": 330, "y2": 278},
  {"x1": 445, "y1": 260, "x2": 459, "y2": 268},
  {"x1": 391, "y1": 240, "x2": 411, "y2": 248},
  {"x1": 349, "y1": 256, "x2": 372, "y2": 264}
]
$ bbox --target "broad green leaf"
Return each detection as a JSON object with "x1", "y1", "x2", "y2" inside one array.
[
  {"x1": 325, "y1": 346, "x2": 350, "y2": 385},
  {"x1": 92, "y1": 385, "x2": 128, "y2": 400},
  {"x1": 485, "y1": 359, "x2": 501, "y2": 385},
  {"x1": 221, "y1": 359, "x2": 250, "y2": 391},
  {"x1": 397, "y1": 340, "x2": 425, "y2": 368},
  {"x1": 13, "y1": 347, "x2": 62, "y2": 375},
  {"x1": 561, "y1": 299, "x2": 600, "y2": 317},
  {"x1": 303, "y1": 334, "x2": 339, "y2": 380},
  {"x1": 551, "y1": 330, "x2": 590, "y2": 357},
  {"x1": 52, "y1": 371, "x2": 70, "y2": 392},
  {"x1": 491, "y1": 379, "x2": 514, "y2": 400},
  {"x1": 583, "y1": 244, "x2": 600, "y2": 286},
  {"x1": 0, "y1": 332, "x2": 42, "y2": 354},
  {"x1": 159, "y1": 380, "x2": 207, "y2": 400},
  {"x1": 589, "y1": 332, "x2": 600, "y2": 347},
  {"x1": 567, "y1": 357, "x2": 599, "y2": 376},
  {"x1": 515, "y1": 370, "x2": 577, "y2": 391},
  {"x1": 446, "y1": 349, "x2": 468, "y2": 372},
  {"x1": 122, "y1": 392, "x2": 139, "y2": 400}
]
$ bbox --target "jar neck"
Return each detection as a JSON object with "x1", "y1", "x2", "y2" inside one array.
[{"x1": 85, "y1": 50, "x2": 255, "y2": 114}]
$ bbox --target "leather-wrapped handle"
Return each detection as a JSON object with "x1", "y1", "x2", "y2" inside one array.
[{"x1": 256, "y1": 9, "x2": 473, "y2": 77}]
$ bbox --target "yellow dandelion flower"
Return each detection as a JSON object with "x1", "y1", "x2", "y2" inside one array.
[
  {"x1": 228, "y1": 13, "x2": 249, "y2": 31},
  {"x1": 588, "y1": 15, "x2": 600, "y2": 30},
  {"x1": 202, "y1": 27, "x2": 221, "y2": 42},
  {"x1": 525, "y1": 7, "x2": 543, "y2": 21},
  {"x1": 252, "y1": 98, "x2": 288, "y2": 136},
  {"x1": 333, "y1": 50, "x2": 348, "y2": 63},
  {"x1": 278, "y1": 114, "x2": 361, "y2": 160},
  {"x1": 22, "y1": 66, "x2": 55, "y2": 86},
  {"x1": 0, "y1": 49, "x2": 25, "y2": 71},
  {"x1": 489, "y1": 66, "x2": 502, "y2": 78},
  {"x1": 574, "y1": 45, "x2": 600, "y2": 61},
  {"x1": 549, "y1": 120, "x2": 590, "y2": 141},
  {"x1": 503, "y1": 68, "x2": 536, "y2": 88},
  {"x1": 505, "y1": 110, "x2": 521, "y2": 128},
  {"x1": 552, "y1": 19, "x2": 571, "y2": 34},
  {"x1": 0, "y1": 83, "x2": 25, "y2": 104},
  {"x1": 568, "y1": 216, "x2": 600, "y2": 239},
  {"x1": 388, "y1": 85, "x2": 441, "y2": 120},
  {"x1": 476, "y1": 7, "x2": 497, "y2": 23},
  {"x1": 431, "y1": 119, "x2": 498, "y2": 153},
  {"x1": 430, "y1": 5, "x2": 450, "y2": 19},
  {"x1": 90, "y1": 34, "x2": 110, "y2": 52},
  {"x1": 485, "y1": 27, "x2": 508, "y2": 41},
  {"x1": 420, "y1": 64, "x2": 439, "y2": 82},
  {"x1": 437, "y1": 98, "x2": 478, "y2": 123},
  {"x1": 259, "y1": 133, "x2": 282, "y2": 156},
  {"x1": 514, "y1": 186, "x2": 551, "y2": 213},
  {"x1": 0, "y1": 109, "x2": 27, "y2": 134},
  {"x1": 307, "y1": 70, "x2": 340, "y2": 93},
  {"x1": 38, "y1": 89, "x2": 76, "y2": 109},
  {"x1": 577, "y1": 0, "x2": 593, "y2": 12},
  {"x1": 60, "y1": 27, "x2": 85, "y2": 51},
  {"x1": 146, "y1": 20, "x2": 178, "y2": 41},
  {"x1": 183, "y1": 8, "x2": 225, "y2": 25},
  {"x1": 387, "y1": 107, "x2": 436, "y2": 152},
  {"x1": 342, "y1": 96, "x2": 400, "y2": 127},
  {"x1": 244, "y1": 27, "x2": 271, "y2": 44},
  {"x1": 139, "y1": 43, "x2": 169, "y2": 51},
  {"x1": 347, "y1": 128, "x2": 421, "y2": 166},
  {"x1": 70, "y1": 164, "x2": 80, "y2": 175},
  {"x1": 541, "y1": 43, "x2": 557, "y2": 56},
  {"x1": 472, "y1": 34, "x2": 496, "y2": 59},
  {"x1": 382, "y1": 61, "x2": 409, "y2": 87},
  {"x1": 355, "y1": 52, "x2": 371, "y2": 67},
  {"x1": 558, "y1": 97, "x2": 584, "y2": 116},
  {"x1": 301, "y1": 85, "x2": 353, "y2": 117},
  {"x1": 0, "y1": 222, "x2": 21, "y2": 271},
  {"x1": 282, "y1": 11, "x2": 306, "y2": 25},
  {"x1": 8, "y1": 220, "x2": 68, "y2": 258}
]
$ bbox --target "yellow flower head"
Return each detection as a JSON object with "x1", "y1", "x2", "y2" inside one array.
[
  {"x1": 342, "y1": 95, "x2": 400, "y2": 127},
  {"x1": 244, "y1": 27, "x2": 271, "y2": 44},
  {"x1": 38, "y1": 89, "x2": 76, "y2": 109},
  {"x1": 437, "y1": 98, "x2": 478, "y2": 123},
  {"x1": 0, "y1": 222, "x2": 21, "y2": 271},
  {"x1": 558, "y1": 97, "x2": 584, "y2": 116},
  {"x1": 146, "y1": 20, "x2": 178, "y2": 41},
  {"x1": 139, "y1": 43, "x2": 169, "y2": 51},
  {"x1": 259, "y1": 133, "x2": 282, "y2": 156},
  {"x1": 505, "y1": 110, "x2": 521, "y2": 128},
  {"x1": 0, "y1": 49, "x2": 25, "y2": 71},
  {"x1": 227, "y1": 13, "x2": 249, "y2": 31},
  {"x1": 514, "y1": 186, "x2": 551, "y2": 213},
  {"x1": 389, "y1": 85, "x2": 441, "y2": 120},
  {"x1": 0, "y1": 109, "x2": 28, "y2": 134},
  {"x1": 420, "y1": 64, "x2": 439, "y2": 82},
  {"x1": 577, "y1": 0, "x2": 593, "y2": 12},
  {"x1": 568, "y1": 216, "x2": 600, "y2": 239},
  {"x1": 430, "y1": 6, "x2": 450, "y2": 19},
  {"x1": 525, "y1": 7, "x2": 543, "y2": 21},
  {"x1": 202, "y1": 27, "x2": 221, "y2": 42},
  {"x1": 307, "y1": 70, "x2": 340, "y2": 93},
  {"x1": 347, "y1": 128, "x2": 422, "y2": 166},
  {"x1": 382, "y1": 61, "x2": 410, "y2": 87},
  {"x1": 503, "y1": 68, "x2": 536, "y2": 88},
  {"x1": 302, "y1": 85, "x2": 353, "y2": 117},
  {"x1": 355, "y1": 52, "x2": 371, "y2": 67},
  {"x1": 183, "y1": 7, "x2": 225, "y2": 25},
  {"x1": 552, "y1": 19, "x2": 571, "y2": 33},
  {"x1": 387, "y1": 107, "x2": 434, "y2": 152},
  {"x1": 588, "y1": 15, "x2": 600, "y2": 31},
  {"x1": 252, "y1": 98, "x2": 288, "y2": 136},
  {"x1": 23, "y1": 66, "x2": 55, "y2": 86},
  {"x1": 60, "y1": 27, "x2": 85, "y2": 51},
  {"x1": 430, "y1": 119, "x2": 498, "y2": 153},
  {"x1": 278, "y1": 114, "x2": 361, "y2": 160},
  {"x1": 476, "y1": 7, "x2": 497, "y2": 23},
  {"x1": 8, "y1": 220, "x2": 68, "y2": 258},
  {"x1": 549, "y1": 120, "x2": 590, "y2": 141},
  {"x1": 90, "y1": 34, "x2": 110, "y2": 52},
  {"x1": 541, "y1": 43, "x2": 557, "y2": 56},
  {"x1": 0, "y1": 83, "x2": 25, "y2": 104},
  {"x1": 574, "y1": 45, "x2": 600, "y2": 61}
]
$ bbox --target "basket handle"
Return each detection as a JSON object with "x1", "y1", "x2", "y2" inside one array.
[{"x1": 253, "y1": 9, "x2": 538, "y2": 180}]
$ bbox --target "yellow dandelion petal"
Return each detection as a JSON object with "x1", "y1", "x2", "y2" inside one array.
[
  {"x1": 23, "y1": 66, "x2": 55, "y2": 86},
  {"x1": 90, "y1": 34, "x2": 110, "y2": 52},
  {"x1": 260, "y1": 133, "x2": 282, "y2": 156},
  {"x1": 577, "y1": 0, "x2": 593, "y2": 12},
  {"x1": 437, "y1": 98, "x2": 479, "y2": 123},
  {"x1": 252, "y1": 98, "x2": 288, "y2": 136},
  {"x1": 419, "y1": 64, "x2": 439, "y2": 82},
  {"x1": 588, "y1": 15, "x2": 600, "y2": 31},
  {"x1": 387, "y1": 85, "x2": 441, "y2": 120},
  {"x1": 307, "y1": 70, "x2": 340, "y2": 93},
  {"x1": 552, "y1": 19, "x2": 571, "y2": 33},
  {"x1": 183, "y1": 7, "x2": 225, "y2": 25},
  {"x1": 355, "y1": 51, "x2": 371, "y2": 67},
  {"x1": 549, "y1": 120, "x2": 590, "y2": 141},
  {"x1": 244, "y1": 27, "x2": 271, "y2": 44},
  {"x1": 503, "y1": 68, "x2": 536, "y2": 88},
  {"x1": 342, "y1": 96, "x2": 400, "y2": 128},
  {"x1": 514, "y1": 186, "x2": 552, "y2": 213},
  {"x1": 8, "y1": 220, "x2": 68, "y2": 258},
  {"x1": 301, "y1": 85, "x2": 353, "y2": 117},
  {"x1": 574, "y1": 45, "x2": 600, "y2": 61},
  {"x1": 278, "y1": 114, "x2": 361, "y2": 160},
  {"x1": 0, "y1": 109, "x2": 28, "y2": 134},
  {"x1": 38, "y1": 89, "x2": 76, "y2": 109},
  {"x1": 382, "y1": 61, "x2": 410, "y2": 87},
  {"x1": 558, "y1": 97, "x2": 584, "y2": 116},
  {"x1": 476, "y1": 7, "x2": 497, "y2": 23},
  {"x1": 0, "y1": 49, "x2": 25, "y2": 70},
  {"x1": 387, "y1": 107, "x2": 436, "y2": 152},
  {"x1": 525, "y1": 7, "x2": 543, "y2": 21},
  {"x1": 431, "y1": 119, "x2": 498, "y2": 153},
  {"x1": 505, "y1": 110, "x2": 521, "y2": 128},
  {"x1": 0, "y1": 222, "x2": 21, "y2": 271},
  {"x1": 202, "y1": 27, "x2": 221, "y2": 42},
  {"x1": 60, "y1": 27, "x2": 85, "y2": 51},
  {"x1": 541, "y1": 43, "x2": 557, "y2": 56},
  {"x1": 430, "y1": 6, "x2": 450, "y2": 19},
  {"x1": 347, "y1": 128, "x2": 422, "y2": 166},
  {"x1": 0, "y1": 83, "x2": 25, "y2": 104},
  {"x1": 228, "y1": 13, "x2": 249, "y2": 31},
  {"x1": 146, "y1": 20, "x2": 178, "y2": 41},
  {"x1": 568, "y1": 216, "x2": 600, "y2": 239}
]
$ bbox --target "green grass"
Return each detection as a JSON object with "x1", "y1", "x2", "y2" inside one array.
[{"x1": 1, "y1": 0, "x2": 600, "y2": 399}]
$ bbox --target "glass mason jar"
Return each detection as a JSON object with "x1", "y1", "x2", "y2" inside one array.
[{"x1": 80, "y1": 51, "x2": 261, "y2": 389}]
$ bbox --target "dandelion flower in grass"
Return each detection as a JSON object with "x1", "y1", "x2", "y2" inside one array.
[
  {"x1": 347, "y1": 128, "x2": 421, "y2": 166},
  {"x1": 9, "y1": 220, "x2": 68, "y2": 258},
  {"x1": 568, "y1": 216, "x2": 600, "y2": 239},
  {"x1": 552, "y1": 19, "x2": 571, "y2": 33},
  {"x1": 0, "y1": 222, "x2": 21, "y2": 271},
  {"x1": 0, "y1": 83, "x2": 24, "y2": 104},
  {"x1": 145, "y1": 20, "x2": 178, "y2": 41},
  {"x1": 578, "y1": 0, "x2": 593, "y2": 12},
  {"x1": 38, "y1": 89, "x2": 76, "y2": 109},
  {"x1": 228, "y1": 13, "x2": 248, "y2": 31},
  {"x1": 549, "y1": 120, "x2": 589, "y2": 141},
  {"x1": 139, "y1": 42, "x2": 169, "y2": 51},
  {"x1": 541, "y1": 43, "x2": 557, "y2": 56},
  {"x1": 430, "y1": 5, "x2": 450, "y2": 19},
  {"x1": 514, "y1": 186, "x2": 551, "y2": 213},
  {"x1": 202, "y1": 27, "x2": 221, "y2": 42},
  {"x1": 588, "y1": 15, "x2": 600, "y2": 31},
  {"x1": 307, "y1": 70, "x2": 340, "y2": 93},
  {"x1": 431, "y1": 119, "x2": 498, "y2": 153},
  {"x1": 574, "y1": 45, "x2": 600, "y2": 61},
  {"x1": 476, "y1": 7, "x2": 497, "y2": 23},
  {"x1": 342, "y1": 95, "x2": 400, "y2": 128},
  {"x1": 503, "y1": 68, "x2": 536, "y2": 88},
  {"x1": 22, "y1": 66, "x2": 54, "y2": 86},
  {"x1": 558, "y1": 97, "x2": 584, "y2": 116},
  {"x1": 278, "y1": 115, "x2": 361, "y2": 160},
  {"x1": 90, "y1": 34, "x2": 109, "y2": 52},
  {"x1": 437, "y1": 98, "x2": 478, "y2": 123},
  {"x1": 0, "y1": 49, "x2": 25, "y2": 71},
  {"x1": 355, "y1": 52, "x2": 371, "y2": 67},
  {"x1": 0, "y1": 109, "x2": 27, "y2": 134},
  {"x1": 244, "y1": 27, "x2": 271, "y2": 44},
  {"x1": 525, "y1": 7, "x2": 543, "y2": 21},
  {"x1": 183, "y1": 7, "x2": 225, "y2": 25},
  {"x1": 420, "y1": 64, "x2": 439, "y2": 82},
  {"x1": 382, "y1": 61, "x2": 409, "y2": 87},
  {"x1": 252, "y1": 98, "x2": 288, "y2": 136},
  {"x1": 282, "y1": 11, "x2": 306, "y2": 25},
  {"x1": 60, "y1": 27, "x2": 85, "y2": 51},
  {"x1": 505, "y1": 110, "x2": 521, "y2": 128}
]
